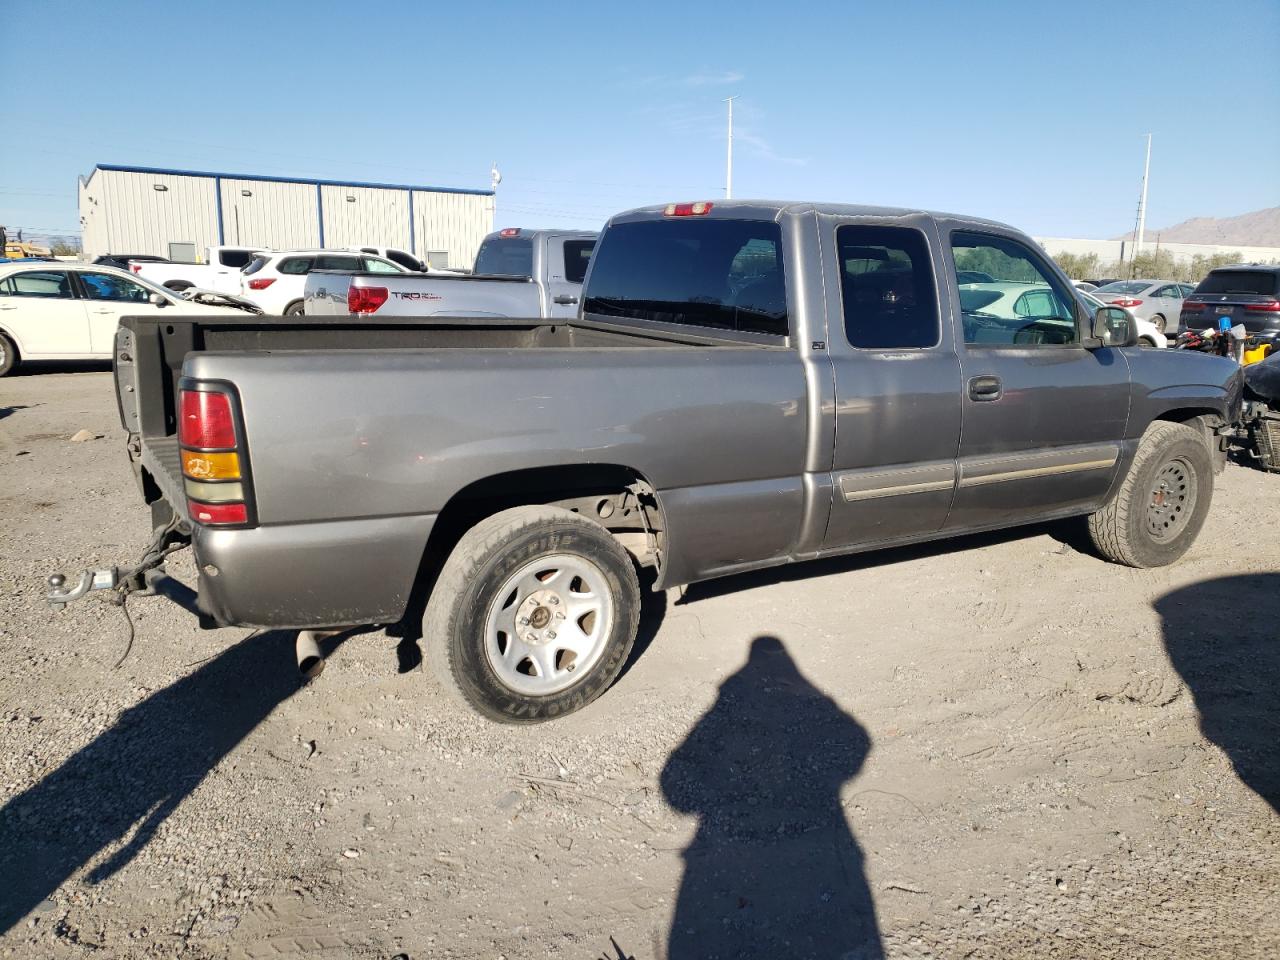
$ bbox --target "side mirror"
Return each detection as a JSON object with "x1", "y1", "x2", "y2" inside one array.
[
  {"x1": 148, "y1": 292, "x2": 168, "y2": 307},
  {"x1": 1092, "y1": 306, "x2": 1138, "y2": 348}
]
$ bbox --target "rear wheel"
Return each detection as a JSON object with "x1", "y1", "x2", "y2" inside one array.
[
  {"x1": 1150, "y1": 314, "x2": 1166, "y2": 335},
  {"x1": 1139, "y1": 337, "x2": 1157, "y2": 348},
  {"x1": 424, "y1": 505, "x2": 640, "y2": 723},
  {"x1": 1087, "y1": 421, "x2": 1213, "y2": 567},
  {"x1": 0, "y1": 332, "x2": 17, "y2": 376},
  {"x1": 284, "y1": 300, "x2": 305, "y2": 316}
]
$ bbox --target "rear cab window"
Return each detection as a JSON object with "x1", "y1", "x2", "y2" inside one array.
[
  {"x1": 243, "y1": 256, "x2": 270, "y2": 276},
  {"x1": 474, "y1": 236, "x2": 534, "y2": 278},
  {"x1": 583, "y1": 218, "x2": 787, "y2": 337},
  {"x1": 219, "y1": 249, "x2": 256, "y2": 269}
]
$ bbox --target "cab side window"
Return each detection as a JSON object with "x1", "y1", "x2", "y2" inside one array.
[
  {"x1": 837, "y1": 225, "x2": 939, "y2": 349},
  {"x1": 6, "y1": 271, "x2": 74, "y2": 298},
  {"x1": 952, "y1": 233, "x2": 1078, "y2": 346}
]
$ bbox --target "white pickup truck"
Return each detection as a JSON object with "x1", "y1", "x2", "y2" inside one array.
[
  {"x1": 304, "y1": 228, "x2": 596, "y2": 320},
  {"x1": 131, "y1": 245, "x2": 262, "y2": 294}
]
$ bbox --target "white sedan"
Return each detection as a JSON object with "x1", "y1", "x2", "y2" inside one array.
[{"x1": 0, "y1": 262, "x2": 253, "y2": 377}]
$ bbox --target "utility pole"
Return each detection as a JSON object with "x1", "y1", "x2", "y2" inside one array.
[
  {"x1": 1134, "y1": 133, "x2": 1152, "y2": 261},
  {"x1": 724, "y1": 96, "x2": 738, "y2": 200}
]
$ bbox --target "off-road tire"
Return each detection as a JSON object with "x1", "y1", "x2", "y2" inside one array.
[
  {"x1": 1087, "y1": 421, "x2": 1213, "y2": 567},
  {"x1": 0, "y1": 332, "x2": 17, "y2": 377},
  {"x1": 424, "y1": 505, "x2": 640, "y2": 723},
  {"x1": 284, "y1": 300, "x2": 305, "y2": 316}
]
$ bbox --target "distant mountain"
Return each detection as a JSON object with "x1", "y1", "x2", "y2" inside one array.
[{"x1": 1115, "y1": 207, "x2": 1280, "y2": 247}]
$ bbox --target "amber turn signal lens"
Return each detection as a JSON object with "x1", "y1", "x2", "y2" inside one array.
[{"x1": 182, "y1": 449, "x2": 241, "y2": 480}]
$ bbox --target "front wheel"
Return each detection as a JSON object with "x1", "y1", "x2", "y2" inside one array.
[
  {"x1": 424, "y1": 505, "x2": 640, "y2": 723},
  {"x1": 1087, "y1": 421, "x2": 1214, "y2": 567}
]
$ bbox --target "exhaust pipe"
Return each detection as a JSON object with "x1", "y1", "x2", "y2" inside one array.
[{"x1": 296, "y1": 630, "x2": 327, "y2": 680}]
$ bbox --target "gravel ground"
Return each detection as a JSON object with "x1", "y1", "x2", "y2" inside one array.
[{"x1": 1, "y1": 367, "x2": 1277, "y2": 960}]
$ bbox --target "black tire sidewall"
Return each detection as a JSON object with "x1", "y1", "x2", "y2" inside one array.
[
  {"x1": 284, "y1": 301, "x2": 304, "y2": 316},
  {"x1": 1125, "y1": 433, "x2": 1213, "y2": 566},
  {"x1": 0, "y1": 333, "x2": 15, "y2": 376},
  {"x1": 447, "y1": 521, "x2": 638, "y2": 723}
]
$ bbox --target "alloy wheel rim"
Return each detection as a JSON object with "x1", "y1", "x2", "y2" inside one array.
[
  {"x1": 1146, "y1": 457, "x2": 1196, "y2": 542},
  {"x1": 483, "y1": 553, "x2": 613, "y2": 696}
]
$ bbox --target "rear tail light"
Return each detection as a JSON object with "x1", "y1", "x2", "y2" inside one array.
[
  {"x1": 179, "y1": 387, "x2": 253, "y2": 527},
  {"x1": 1181, "y1": 299, "x2": 1206, "y2": 311},
  {"x1": 664, "y1": 201, "x2": 714, "y2": 216},
  {"x1": 247, "y1": 277, "x2": 276, "y2": 290},
  {"x1": 1245, "y1": 300, "x2": 1280, "y2": 313},
  {"x1": 348, "y1": 285, "x2": 389, "y2": 314},
  {"x1": 1111, "y1": 297, "x2": 1143, "y2": 308}
]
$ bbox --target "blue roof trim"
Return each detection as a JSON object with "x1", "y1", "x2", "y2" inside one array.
[{"x1": 89, "y1": 163, "x2": 494, "y2": 197}]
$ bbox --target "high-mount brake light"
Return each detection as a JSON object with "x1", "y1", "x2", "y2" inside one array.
[
  {"x1": 499, "y1": 228, "x2": 521, "y2": 238},
  {"x1": 130, "y1": 264, "x2": 142, "y2": 273},
  {"x1": 664, "y1": 202, "x2": 714, "y2": 217},
  {"x1": 348, "y1": 285, "x2": 389, "y2": 314},
  {"x1": 178, "y1": 388, "x2": 253, "y2": 527},
  {"x1": 247, "y1": 277, "x2": 275, "y2": 290}
]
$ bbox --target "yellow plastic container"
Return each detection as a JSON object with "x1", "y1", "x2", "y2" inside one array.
[{"x1": 1243, "y1": 343, "x2": 1272, "y2": 366}]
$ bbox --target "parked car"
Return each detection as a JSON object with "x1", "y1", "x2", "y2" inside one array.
[
  {"x1": 306, "y1": 228, "x2": 597, "y2": 321},
  {"x1": 1073, "y1": 280, "x2": 1098, "y2": 292},
  {"x1": 240, "y1": 250, "x2": 408, "y2": 315},
  {"x1": 1179, "y1": 265, "x2": 1280, "y2": 344},
  {"x1": 0, "y1": 261, "x2": 254, "y2": 377},
  {"x1": 1093, "y1": 279, "x2": 1195, "y2": 335},
  {"x1": 131, "y1": 245, "x2": 263, "y2": 294},
  {"x1": 94, "y1": 253, "x2": 169, "y2": 271},
  {"x1": 348, "y1": 246, "x2": 426, "y2": 272},
  {"x1": 72, "y1": 199, "x2": 1242, "y2": 725},
  {"x1": 1081, "y1": 291, "x2": 1165, "y2": 347}
]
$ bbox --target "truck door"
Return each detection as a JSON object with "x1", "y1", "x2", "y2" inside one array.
[
  {"x1": 940, "y1": 226, "x2": 1129, "y2": 529},
  {"x1": 822, "y1": 219, "x2": 964, "y2": 549},
  {"x1": 545, "y1": 236, "x2": 595, "y2": 320}
]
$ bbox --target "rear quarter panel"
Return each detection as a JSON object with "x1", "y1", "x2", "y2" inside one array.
[{"x1": 184, "y1": 346, "x2": 811, "y2": 587}]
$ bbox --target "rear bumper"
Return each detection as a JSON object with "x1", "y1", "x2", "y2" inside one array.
[{"x1": 193, "y1": 514, "x2": 436, "y2": 629}]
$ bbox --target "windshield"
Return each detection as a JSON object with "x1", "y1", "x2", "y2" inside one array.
[
  {"x1": 474, "y1": 236, "x2": 533, "y2": 278},
  {"x1": 1095, "y1": 280, "x2": 1151, "y2": 295},
  {"x1": 1196, "y1": 270, "x2": 1279, "y2": 297}
]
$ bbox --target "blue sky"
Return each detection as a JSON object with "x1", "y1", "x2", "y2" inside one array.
[{"x1": 2, "y1": 0, "x2": 1277, "y2": 244}]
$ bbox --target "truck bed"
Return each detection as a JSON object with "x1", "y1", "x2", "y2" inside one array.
[{"x1": 114, "y1": 313, "x2": 784, "y2": 521}]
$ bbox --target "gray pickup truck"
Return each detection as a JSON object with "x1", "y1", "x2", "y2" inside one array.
[
  {"x1": 60, "y1": 200, "x2": 1242, "y2": 723},
  {"x1": 304, "y1": 227, "x2": 597, "y2": 321}
]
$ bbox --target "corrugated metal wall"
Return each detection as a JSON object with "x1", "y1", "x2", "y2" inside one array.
[
  {"x1": 319, "y1": 184, "x2": 411, "y2": 250},
  {"x1": 219, "y1": 178, "x2": 319, "y2": 249},
  {"x1": 414, "y1": 191, "x2": 495, "y2": 269},
  {"x1": 78, "y1": 167, "x2": 492, "y2": 267}
]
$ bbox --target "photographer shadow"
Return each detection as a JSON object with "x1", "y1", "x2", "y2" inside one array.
[
  {"x1": 1157, "y1": 573, "x2": 1280, "y2": 811},
  {"x1": 660, "y1": 635, "x2": 883, "y2": 960}
]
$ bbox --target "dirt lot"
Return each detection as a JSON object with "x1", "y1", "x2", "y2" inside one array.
[{"x1": 1, "y1": 367, "x2": 1277, "y2": 960}]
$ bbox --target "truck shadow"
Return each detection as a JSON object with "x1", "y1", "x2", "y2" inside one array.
[
  {"x1": 3, "y1": 360, "x2": 113, "y2": 378},
  {"x1": 0, "y1": 629, "x2": 336, "y2": 934},
  {"x1": 660, "y1": 635, "x2": 883, "y2": 959},
  {"x1": 1156, "y1": 574, "x2": 1279, "y2": 811}
]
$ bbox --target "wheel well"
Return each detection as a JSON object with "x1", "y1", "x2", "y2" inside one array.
[
  {"x1": 394, "y1": 464, "x2": 664, "y2": 639},
  {"x1": 1153, "y1": 408, "x2": 1227, "y2": 461},
  {"x1": 0, "y1": 326, "x2": 20, "y2": 357}
]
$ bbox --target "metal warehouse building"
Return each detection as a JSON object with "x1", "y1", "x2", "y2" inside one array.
[{"x1": 78, "y1": 164, "x2": 495, "y2": 269}]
